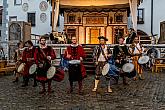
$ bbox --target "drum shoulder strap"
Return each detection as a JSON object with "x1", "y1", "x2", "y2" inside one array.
[
  {"x1": 118, "y1": 45, "x2": 124, "y2": 53},
  {"x1": 100, "y1": 46, "x2": 108, "y2": 62},
  {"x1": 134, "y1": 43, "x2": 142, "y2": 53}
]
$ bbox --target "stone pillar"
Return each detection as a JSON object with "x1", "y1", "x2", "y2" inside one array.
[{"x1": 1, "y1": 0, "x2": 8, "y2": 58}]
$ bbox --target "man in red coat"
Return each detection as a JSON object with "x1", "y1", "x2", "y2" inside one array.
[
  {"x1": 64, "y1": 36, "x2": 86, "y2": 94},
  {"x1": 34, "y1": 36, "x2": 56, "y2": 94},
  {"x1": 22, "y1": 40, "x2": 37, "y2": 87}
]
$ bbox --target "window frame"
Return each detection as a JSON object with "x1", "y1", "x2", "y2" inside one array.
[
  {"x1": 68, "y1": 14, "x2": 76, "y2": 23},
  {"x1": 9, "y1": 16, "x2": 17, "y2": 21},
  {"x1": 27, "y1": 12, "x2": 36, "y2": 27},
  {"x1": 137, "y1": 8, "x2": 144, "y2": 24},
  {"x1": 14, "y1": 0, "x2": 22, "y2": 5},
  {"x1": 0, "y1": 9, "x2": 3, "y2": 25}
]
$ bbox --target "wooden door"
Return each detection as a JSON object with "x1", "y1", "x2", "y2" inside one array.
[{"x1": 90, "y1": 28, "x2": 100, "y2": 44}]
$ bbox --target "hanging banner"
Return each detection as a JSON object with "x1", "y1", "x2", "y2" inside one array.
[
  {"x1": 53, "y1": 0, "x2": 60, "y2": 31},
  {"x1": 129, "y1": 0, "x2": 137, "y2": 31}
]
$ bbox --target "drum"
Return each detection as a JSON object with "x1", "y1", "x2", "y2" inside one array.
[
  {"x1": 68, "y1": 60, "x2": 81, "y2": 81},
  {"x1": 122, "y1": 63, "x2": 136, "y2": 78},
  {"x1": 29, "y1": 64, "x2": 37, "y2": 75},
  {"x1": 126, "y1": 69, "x2": 137, "y2": 78},
  {"x1": 47, "y1": 66, "x2": 56, "y2": 79},
  {"x1": 138, "y1": 56, "x2": 150, "y2": 64},
  {"x1": 53, "y1": 68, "x2": 65, "y2": 82},
  {"x1": 68, "y1": 60, "x2": 80, "y2": 64},
  {"x1": 17, "y1": 63, "x2": 25, "y2": 73},
  {"x1": 122, "y1": 63, "x2": 134, "y2": 73},
  {"x1": 102, "y1": 63, "x2": 110, "y2": 76}
]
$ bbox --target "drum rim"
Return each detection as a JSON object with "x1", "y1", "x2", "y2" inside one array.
[
  {"x1": 122, "y1": 63, "x2": 134, "y2": 73},
  {"x1": 138, "y1": 56, "x2": 149, "y2": 64},
  {"x1": 29, "y1": 64, "x2": 37, "y2": 75},
  {"x1": 68, "y1": 60, "x2": 81, "y2": 64},
  {"x1": 102, "y1": 63, "x2": 110, "y2": 76},
  {"x1": 47, "y1": 66, "x2": 56, "y2": 79},
  {"x1": 17, "y1": 63, "x2": 25, "y2": 72}
]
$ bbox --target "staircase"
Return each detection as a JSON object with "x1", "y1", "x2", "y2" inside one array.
[{"x1": 82, "y1": 45, "x2": 96, "y2": 74}]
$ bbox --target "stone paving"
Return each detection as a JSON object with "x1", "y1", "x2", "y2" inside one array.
[{"x1": 0, "y1": 71, "x2": 165, "y2": 110}]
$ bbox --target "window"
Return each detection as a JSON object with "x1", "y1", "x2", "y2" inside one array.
[
  {"x1": 28, "y1": 13, "x2": 36, "y2": 26},
  {"x1": 137, "y1": 9, "x2": 144, "y2": 24},
  {"x1": 50, "y1": 12, "x2": 60, "y2": 27},
  {"x1": 68, "y1": 15, "x2": 75, "y2": 23},
  {"x1": 14, "y1": 0, "x2": 22, "y2": 5},
  {"x1": 9, "y1": 16, "x2": 17, "y2": 21},
  {"x1": 0, "y1": 9, "x2": 2, "y2": 25}
]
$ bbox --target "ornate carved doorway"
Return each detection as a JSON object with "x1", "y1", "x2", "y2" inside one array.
[{"x1": 90, "y1": 28, "x2": 100, "y2": 44}]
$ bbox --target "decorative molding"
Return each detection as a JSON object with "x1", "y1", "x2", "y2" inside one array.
[
  {"x1": 22, "y1": 3, "x2": 28, "y2": 12},
  {"x1": 40, "y1": 13, "x2": 47, "y2": 23},
  {"x1": 39, "y1": 1, "x2": 48, "y2": 11}
]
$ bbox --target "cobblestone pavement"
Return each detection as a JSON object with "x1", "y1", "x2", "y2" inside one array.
[{"x1": 0, "y1": 71, "x2": 165, "y2": 110}]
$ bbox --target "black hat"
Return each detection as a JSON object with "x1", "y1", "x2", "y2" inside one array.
[{"x1": 98, "y1": 36, "x2": 108, "y2": 41}]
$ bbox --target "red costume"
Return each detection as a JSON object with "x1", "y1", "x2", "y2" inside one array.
[
  {"x1": 34, "y1": 46, "x2": 56, "y2": 82},
  {"x1": 22, "y1": 47, "x2": 35, "y2": 77},
  {"x1": 64, "y1": 44, "x2": 86, "y2": 94},
  {"x1": 64, "y1": 45, "x2": 86, "y2": 78}
]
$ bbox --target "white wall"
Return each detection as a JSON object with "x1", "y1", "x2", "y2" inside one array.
[
  {"x1": 0, "y1": 0, "x2": 3, "y2": 6},
  {"x1": 138, "y1": 0, "x2": 165, "y2": 37},
  {"x1": 7, "y1": 0, "x2": 64, "y2": 36}
]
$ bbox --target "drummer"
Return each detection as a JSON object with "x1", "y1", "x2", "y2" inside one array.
[
  {"x1": 113, "y1": 37, "x2": 131, "y2": 85},
  {"x1": 21, "y1": 40, "x2": 37, "y2": 87},
  {"x1": 13, "y1": 41, "x2": 24, "y2": 83},
  {"x1": 34, "y1": 36, "x2": 56, "y2": 94},
  {"x1": 92, "y1": 36, "x2": 112, "y2": 93},
  {"x1": 130, "y1": 37, "x2": 144, "y2": 80},
  {"x1": 64, "y1": 36, "x2": 86, "y2": 94}
]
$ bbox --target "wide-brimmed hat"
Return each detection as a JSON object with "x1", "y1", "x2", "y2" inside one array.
[{"x1": 98, "y1": 36, "x2": 108, "y2": 41}]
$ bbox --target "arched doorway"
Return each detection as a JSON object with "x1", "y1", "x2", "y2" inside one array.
[{"x1": 137, "y1": 30, "x2": 151, "y2": 44}]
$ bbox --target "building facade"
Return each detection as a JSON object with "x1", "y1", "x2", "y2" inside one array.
[
  {"x1": 6, "y1": 0, "x2": 64, "y2": 35},
  {"x1": 137, "y1": 0, "x2": 165, "y2": 39}
]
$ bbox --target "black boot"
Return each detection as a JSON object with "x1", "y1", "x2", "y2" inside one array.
[
  {"x1": 123, "y1": 76, "x2": 128, "y2": 85},
  {"x1": 67, "y1": 81, "x2": 73, "y2": 94},
  {"x1": 78, "y1": 81, "x2": 83, "y2": 95},
  {"x1": 13, "y1": 77, "x2": 18, "y2": 83},
  {"x1": 33, "y1": 76, "x2": 37, "y2": 87},
  {"x1": 21, "y1": 77, "x2": 28, "y2": 87}
]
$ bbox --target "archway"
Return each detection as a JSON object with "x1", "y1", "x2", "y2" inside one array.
[{"x1": 137, "y1": 30, "x2": 151, "y2": 44}]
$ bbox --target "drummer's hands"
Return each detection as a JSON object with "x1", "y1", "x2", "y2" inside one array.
[
  {"x1": 80, "y1": 57, "x2": 83, "y2": 61},
  {"x1": 116, "y1": 60, "x2": 119, "y2": 63},
  {"x1": 66, "y1": 54, "x2": 71, "y2": 59},
  {"x1": 39, "y1": 64, "x2": 43, "y2": 68},
  {"x1": 47, "y1": 56, "x2": 51, "y2": 60},
  {"x1": 27, "y1": 58, "x2": 34, "y2": 61},
  {"x1": 95, "y1": 62, "x2": 98, "y2": 65},
  {"x1": 107, "y1": 54, "x2": 112, "y2": 58}
]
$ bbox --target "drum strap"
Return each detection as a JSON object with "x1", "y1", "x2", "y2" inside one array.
[
  {"x1": 118, "y1": 45, "x2": 124, "y2": 54},
  {"x1": 134, "y1": 43, "x2": 142, "y2": 54},
  {"x1": 100, "y1": 46, "x2": 108, "y2": 62},
  {"x1": 36, "y1": 46, "x2": 50, "y2": 65}
]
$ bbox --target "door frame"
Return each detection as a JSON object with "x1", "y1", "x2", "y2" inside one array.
[{"x1": 89, "y1": 28, "x2": 101, "y2": 44}]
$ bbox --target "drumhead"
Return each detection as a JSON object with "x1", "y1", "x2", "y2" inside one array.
[
  {"x1": 17, "y1": 63, "x2": 25, "y2": 73},
  {"x1": 102, "y1": 63, "x2": 110, "y2": 76},
  {"x1": 47, "y1": 66, "x2": 56, "y2": 79},
  {"x1": 122, "y1": 63, "x2": 134, "y2": 73},
  {"x1": 29, "y1": 64, "x2": 37, "y2": 75},
  {"x1": 69, "y1": 60, "x2": 80, "y2": 64},
  {"x1": 138, "y1": 56, "x2": 149, "y2": 64}
]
